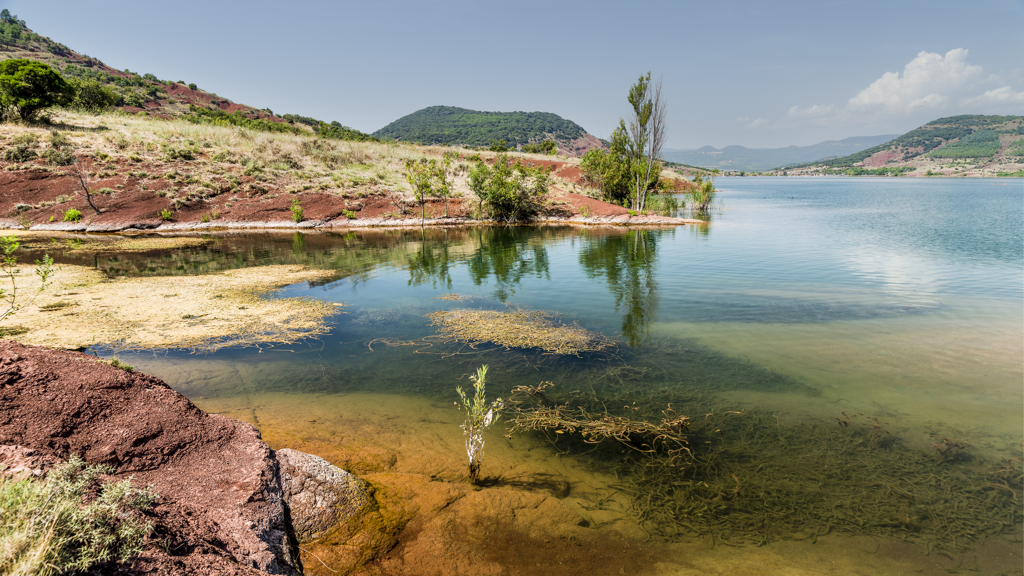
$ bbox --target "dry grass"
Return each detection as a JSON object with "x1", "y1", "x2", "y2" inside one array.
[
  {"x1": 425, "y1": 307, "x2": 612, "y2": 355},
  {"x1": 2, "y1": 262, "x2": 341, "y2": 351},
  {"x1": 0, "y1": 111, "x2": 608, "y2": 211}
]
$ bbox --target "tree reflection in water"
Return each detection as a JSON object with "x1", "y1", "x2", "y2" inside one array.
[
  {"x1": 579, "y1": 229, "x2": 661, "y2": 348},
  {"x1": 466, "y1": 228, "x2": 550, "y2": 302}
]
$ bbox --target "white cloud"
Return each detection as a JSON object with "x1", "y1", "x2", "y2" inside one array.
[
  {"x1": 785, "y1": 104, "x2": 835, "y2": 118},
  {"x1": 962, "y1": 86, "x2": 1024, "y2": 107},
  {"x1": 742, "y1": 48, "x2": 1022, "y2": 140},
  {"x1": 847, "y1": 48, "x2": 984, "y2": 113}
]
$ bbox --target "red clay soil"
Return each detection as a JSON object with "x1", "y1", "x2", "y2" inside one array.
[
  {"x1": 0, "y1": 341, "x2": 302, "y2": 576},
  {"x1": 862, "y1": 150, "x2": 904, "y2": 167}
]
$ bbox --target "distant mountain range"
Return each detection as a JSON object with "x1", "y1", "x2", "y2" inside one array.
[
  {"x1": 786, "y1": 115, "x2": 1024, "y2": 176},
  {"x1": 661, "y1": 135, "x2": 899, "y2": 172},
  {"x1": 372, "y1": 106, "x2": 605, "y2": 155}
]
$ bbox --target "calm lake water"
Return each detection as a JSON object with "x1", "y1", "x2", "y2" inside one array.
[{"x1": 96, "y1": 177, "x2": 1023, "y2": 575}]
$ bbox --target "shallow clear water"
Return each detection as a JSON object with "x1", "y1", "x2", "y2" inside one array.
[{"x1": 96, "y1": 177, "x2": 1023, "y2": 574}]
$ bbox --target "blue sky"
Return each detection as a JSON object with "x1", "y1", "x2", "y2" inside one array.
[{"x1": 10, "y1": 0, "x2": 1024, "y2": 148}]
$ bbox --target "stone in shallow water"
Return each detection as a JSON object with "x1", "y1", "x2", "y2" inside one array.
[{"x1": 276, "y1": 448, "x2": 373, "y2": 543}]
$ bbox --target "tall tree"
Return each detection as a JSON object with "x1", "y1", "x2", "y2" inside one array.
[{"x1": 623, "y1": 73, "x2": 667, "y2": 212}]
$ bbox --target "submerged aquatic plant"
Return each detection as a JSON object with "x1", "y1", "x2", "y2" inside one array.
[{"x1": 455, "y1": 365, "x2": 504, "y2": 484}]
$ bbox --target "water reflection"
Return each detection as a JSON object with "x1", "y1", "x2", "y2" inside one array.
[
  {"x1": 466, "y1": 228, "x2": 550, "y2": 301},
  {"x1": 405, "y1": 230, "x2": 456, "y2": 290},
  {"x1": 579, "y1": 229, "x2": 661, "y2": 348}
]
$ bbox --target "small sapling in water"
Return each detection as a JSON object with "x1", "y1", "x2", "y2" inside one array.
[{"x1": 456, "y1": 365, "x2": 503, "y2": 484}]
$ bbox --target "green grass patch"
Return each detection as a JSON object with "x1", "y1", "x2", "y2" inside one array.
[{"x1": 0, "y1": 455, "x2": 156, "y2": 575}]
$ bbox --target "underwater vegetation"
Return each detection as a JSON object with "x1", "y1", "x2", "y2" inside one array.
[{"x1": 506, "y1": 379, "x2": 1022, "y2": 553}]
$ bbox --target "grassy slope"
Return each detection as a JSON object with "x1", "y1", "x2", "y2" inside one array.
[
  {"x1": 372, "y1": 105, "x2": 592, "y2": 150},
  {"x1": 1, "y1": 110, "x2": 691, "y2": 225},
  {"x1": 0, "y1": 18, "x2": 375, "y2": 141},
  {"x1": 782, "y1": 115, "x2": 1024, "y2": 176}
]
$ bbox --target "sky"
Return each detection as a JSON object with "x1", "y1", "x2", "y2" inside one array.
[{"x1": 8, "y1": 0, "x2": 1024, "y2": 149}]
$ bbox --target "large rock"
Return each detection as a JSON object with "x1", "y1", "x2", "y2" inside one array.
[
  {"x1": 0, "y1": 341, "x2": 302, "y2": 575},
  {"x1": 277, "y1": 448, "x2": 373, "y2": 542}
]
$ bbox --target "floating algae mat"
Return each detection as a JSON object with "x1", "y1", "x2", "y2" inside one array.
[{"x1": 426, "y1": 307, "x2": 613, "y2": 355}]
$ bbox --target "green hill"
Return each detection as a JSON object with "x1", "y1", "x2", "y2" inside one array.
[
  {"x1": 788, "y1": 115, "x2": 1024, "y2": 172},
  {"x1": 372, "y1": 106, "x2": 599, "y2": 151},
  {"x1": 0, "y1": 11, "x2": 375, "y2": 141}
]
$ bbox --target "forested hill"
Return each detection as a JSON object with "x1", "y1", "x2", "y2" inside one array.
[
  {"x1": 0, "y1": 11, "x2": 376, "y2": 141},
  {"x1": 372, "y1": 106, "x2": 605, "y2": 154},
  {"x1": 787, "y1": 115, "x2": 1024, "y2": 174}
]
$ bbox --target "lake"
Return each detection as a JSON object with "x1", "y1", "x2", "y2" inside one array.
[{"x1": 98, "y1": 177, "x2": 1024, "y2": 575}]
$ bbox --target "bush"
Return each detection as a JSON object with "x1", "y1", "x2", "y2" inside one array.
[
  {"x1": 68, "y1": 78, "x2": 120, "y2": 113},
  {"x1": 468, "y1": 154, "x2": 549, "y2": 222},
  {"x1": 0, "y1": 455, "x2": 156, "y2": 575},
  {"x1": 62, "y1": 208, "x2": 82, "y2": 222},
  {"x1": 522, "y1": 140, "x2": 557, "y2": 154},
  {"x1": 0, "y1": 59, "x2": 75, "y2": 120},
  {"x1": 290, "y1": 198, "x2": 303, "y2": 223},
  {"x1": 162, "y1": 144, "x2": 197, "y2": 161},
  {"x1": 690, "y1": 174, "x2": 716, "y2": 213},
  {"x1": 3, "y1": 143, "x2": 36, "y2": 162},
  {"x1": 159, "y1": 208, "x2": 173, "y2": 221},
  {"x1": 488, "y1": 139, "x2": 509, "y2": 152},
  {"x1": 187, "y1": 83, "x2": 197, "y2": 91},
  {"x1": 43, "y1": 147, "x2": 75, "y2": 166}
]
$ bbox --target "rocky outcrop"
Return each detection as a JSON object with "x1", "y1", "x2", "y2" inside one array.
[
  {"x1": 0, "y1": 341, "x2": 302, "y2": 575},
  {"x1": 277, "y1": 448, "x2": 373, "y2": 543}
]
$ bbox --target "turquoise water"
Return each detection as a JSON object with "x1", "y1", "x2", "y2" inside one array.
[{"x1": 96, "y1": 177, "x2": 1023, "y2": 573}]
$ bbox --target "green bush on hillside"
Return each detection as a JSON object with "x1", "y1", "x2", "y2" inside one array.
[
  {"x1": 467, "y1": 154, "x2": 550, "y2": 222},
  {"x1": 0, "y1": 59, "x2": 75, "y2": 121},
  {"x1": 926, "y1": 129, "x2": 1001, "y2": 159},
  {"x1": 522, "y1": 140, "x2": 556, "y2": 154},
  {"x1": 68, "y1": 78, "x2": 119, "y2": 113},
  {"x1": 1006, "y1": 138, "x2": 1024, "y2": 158}
]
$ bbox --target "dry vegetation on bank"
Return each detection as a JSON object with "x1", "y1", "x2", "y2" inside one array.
[{"x1": 0, "y1": 110, "x2": 695, "y2": 227}]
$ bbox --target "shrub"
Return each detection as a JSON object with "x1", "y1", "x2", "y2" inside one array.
[
  {"x1": 0, "y1": 455, "x2": 156, "y2": 575},
  {"x1": 62, "y1": 208, "x2": 82, "y2": 222},
  {"x1": 522, "y1": 140, "x2": 557, "y2": 154},
  {"x1": 43, "y1": 147, "x2": 75, "y2": 166},
  {"x1": 468, "y1": 154, "x2": 549, "y2": 222},
  {"x1": 690, "y1": 174, "x2": 716, "y2": 213},
  {"x1": 159, "y1": 208, "x2": 173, "y2": 221},
  {"x1": 67, "y1": 78, "x2": 119, "y2": 113},
  {"x1": 108, "y1": 358, "x2": 134, "y2": 371},
  {"x1": 455, "y1": 365, "x2": 503, "y2": 484},
  {"x1": 3, "y1": 143, "x2": 36, "y2": 162},
  {"x1": 187, "y1": 83, "x2": 197, "y2": 91},
  {"x1": 290, "y1": 198, "x2": 303, "y2": 223},
  {"x1": 342, "y1": 209, "x2": 356, "y2": 219},
  {"x1": 488, "y1": 139, "x2": 508, "y2": 152},
  {"x1": 162, "y1": 144, "x2": 197, "y2": 161}
]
